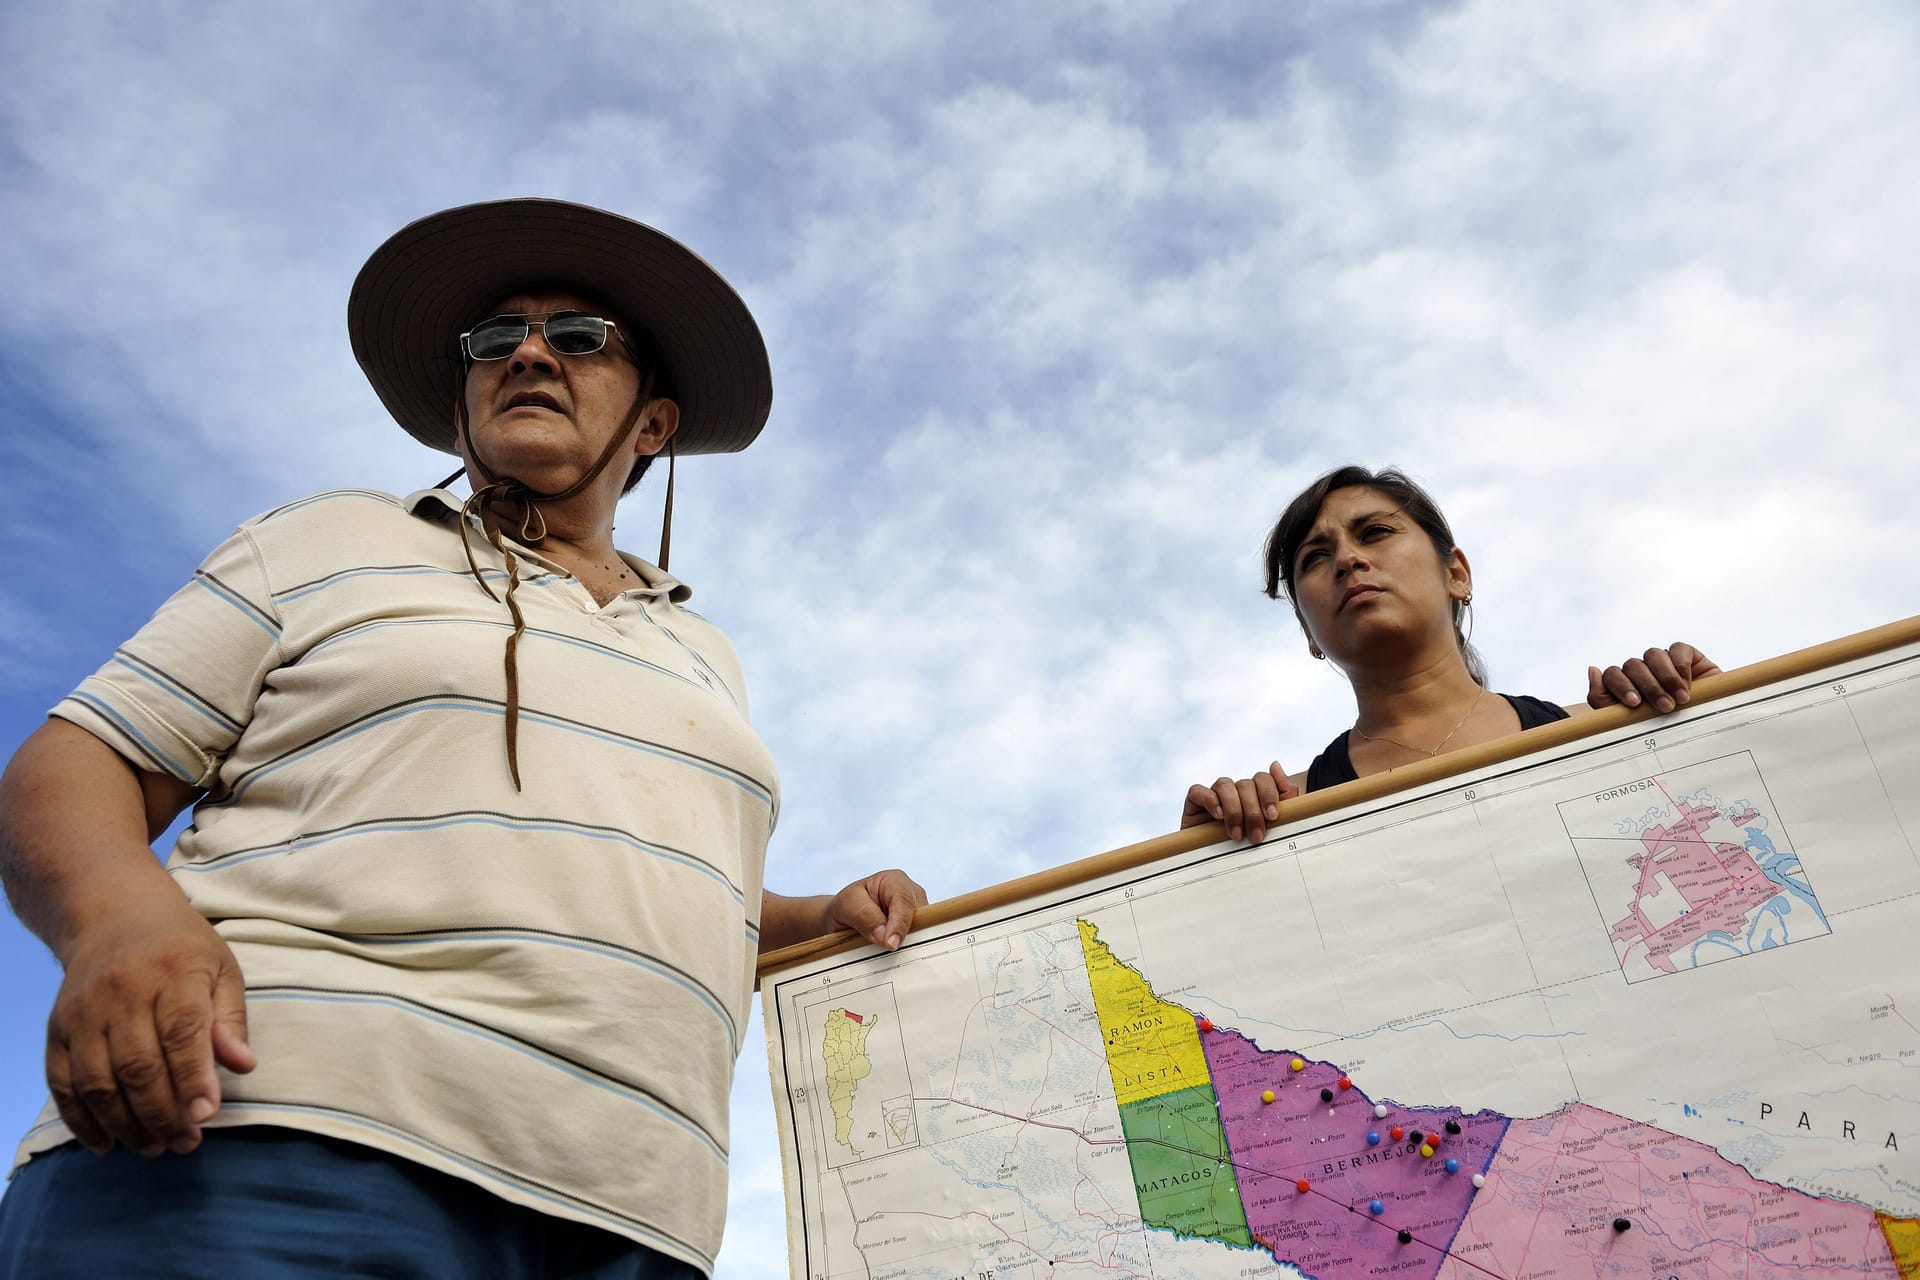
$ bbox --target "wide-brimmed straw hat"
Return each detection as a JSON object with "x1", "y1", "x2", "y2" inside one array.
[{"x1": 348, "y1": 198, "x2": 771, "y2": 456}]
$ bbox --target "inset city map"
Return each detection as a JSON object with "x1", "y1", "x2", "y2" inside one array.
[
  {"x1": 880, "y1": 1094, "x2": 918, "y2": 1150},
  {"x1": 798, "y1": 983, "x2": 917, "y2": 1168},
  {"x1": 1559, "y1": 751, "x2": 1830, "y2": 983}
]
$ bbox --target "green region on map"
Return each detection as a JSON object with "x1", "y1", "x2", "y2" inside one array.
[{"x1": 1117, "y1": 1082, "x2": 1254, "y2": 1247}]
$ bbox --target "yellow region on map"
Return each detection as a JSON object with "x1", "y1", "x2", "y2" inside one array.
[
  {"x1": 1882, "y1": 1214, "x2": 1920, "y2": 1280},
  {"x1": 1077, "y1": 920, "x2": 1209, "y2": 1105},
  {"x1": 821, "y1": 1008, "x2": 877, "y2": 1155}
]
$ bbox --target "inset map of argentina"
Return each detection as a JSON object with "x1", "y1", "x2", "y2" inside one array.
[
  {"x1": 1559, "y1": 752, "x2": 1828, "y2": 982},
  {"x1": 801, "y1": 984, "x2": 918, "y2": 1169}
]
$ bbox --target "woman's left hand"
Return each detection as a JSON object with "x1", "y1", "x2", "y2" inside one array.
[{"x1": 1587, "y1": 643, "x2": 1722, "y2": 714}]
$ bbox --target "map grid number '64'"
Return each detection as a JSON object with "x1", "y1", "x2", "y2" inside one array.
[{"x1": 766, "y1": 639, "x2": 1920, "y2": 1280}]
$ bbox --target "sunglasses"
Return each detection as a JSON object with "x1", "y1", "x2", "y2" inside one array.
[{"x1": 460, "y1": 312, "x2": 629, "y2": 362}]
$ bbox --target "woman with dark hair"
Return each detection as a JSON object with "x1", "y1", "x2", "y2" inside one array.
[{"x1": 1181, "y1": 465, "x2": 1718, "y2": 842}]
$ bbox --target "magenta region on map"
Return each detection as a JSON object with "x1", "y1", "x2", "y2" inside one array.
[
  {"x1": 1445, "y1": 1104, "x2": 1907, "y2": 1280},
  {"x1": 1191, "y1": 1016, "x2": 1911, "y2": 1280},
  {"x1": 1202, "y1": 1025, "x2": 1507, "y2": 1280},
  {"x1": 1072, "y1": 920, "x2": 1913, "y2": 1280}
]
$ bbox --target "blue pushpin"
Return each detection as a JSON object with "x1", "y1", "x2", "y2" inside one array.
[
  {"x1": 1370, "y1": 1199, "x2": 1384, "y2": 1215},
  {"x1": 1445, "y1": 1158, "x2": 1460, "y2": 1174},
  {"x1": 1367, "y1": 1132, "x2": 1380, "y2": 1146}
]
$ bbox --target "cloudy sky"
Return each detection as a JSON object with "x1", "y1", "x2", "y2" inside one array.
[{"x1": 3, "y1": 0, "x2": 1918, "y2": 1273}]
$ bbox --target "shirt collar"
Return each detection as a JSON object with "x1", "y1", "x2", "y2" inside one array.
[{"x1": 403, "y1": 487, "x2": 692, "y2": 603}]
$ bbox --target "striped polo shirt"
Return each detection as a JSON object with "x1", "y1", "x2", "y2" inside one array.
[{"x1": 13, "y1": 488, "x2": 779, "y2": 1273}]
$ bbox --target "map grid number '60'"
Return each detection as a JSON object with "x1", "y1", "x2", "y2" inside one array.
[{"x1": 767, "y1": 639, "x2": 1920, "y2": 1280}]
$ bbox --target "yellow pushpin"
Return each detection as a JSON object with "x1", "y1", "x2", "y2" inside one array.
[
  {"x1": 1420, "y1": 1144, "x2": 1435, "y2": 1158},
  {"x1": 1289, "y1": 1058, "x2": 1306, "y2": 1072},
  {"x1": 1261, "y1": 1089, "x2": 1276, "y2": 1104}
]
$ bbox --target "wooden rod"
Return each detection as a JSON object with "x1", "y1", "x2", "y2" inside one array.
[{"x1": 757, "y1": 612, "x2": 1920, "y2": 979}]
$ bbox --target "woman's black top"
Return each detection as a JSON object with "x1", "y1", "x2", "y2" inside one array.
[{"x1": 1303, "y1": 694, "x2": 1570, "y2": 793}]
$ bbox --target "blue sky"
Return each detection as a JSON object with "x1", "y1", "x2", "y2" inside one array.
[{"x1": 3, "y1": 2, "x2": 1918, "y2": 1274}]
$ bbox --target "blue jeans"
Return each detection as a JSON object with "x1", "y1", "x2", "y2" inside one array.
[{"x1": 0, "y1": 1127, "x2": 701, "y2": 1279}]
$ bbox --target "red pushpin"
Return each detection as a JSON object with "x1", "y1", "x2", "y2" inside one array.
[
  {"x1": 1337, "y1": 1076, "x2": 1353, "y2": 1091},
  {"x1": 1197, "y1": 1018, "x2": 1213, "y2": 1033},
  {"x1": 1389, "y1": 1126, "x2": 1405, "y2": 1141},
  {"x1": 1295, "y1": 1178, "x2": 1311, "y2": 1193}
]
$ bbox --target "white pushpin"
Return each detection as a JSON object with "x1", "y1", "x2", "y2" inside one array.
[
  {"x1": 1471, "y1": 1173, "x2": 1486, "y2": 1189},
  {"x1": 1374, "y1": 1104, "x2": 1388, "y2": 1119}
]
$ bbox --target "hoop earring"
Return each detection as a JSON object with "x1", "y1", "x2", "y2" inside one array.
[{"x1": 1459, "y1": 594, "x2": 1474, "y2": 645}]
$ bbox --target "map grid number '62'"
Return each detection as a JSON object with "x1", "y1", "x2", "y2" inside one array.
[{"x1": 766, "y1": 638, "x2": 1920, "y2": 1280}]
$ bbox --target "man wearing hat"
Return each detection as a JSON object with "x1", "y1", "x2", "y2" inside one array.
[{"x1": 0, "y1": 200, "x2": 925, "y2": 1277}]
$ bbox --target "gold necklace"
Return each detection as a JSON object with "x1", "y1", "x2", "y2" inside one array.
[{"x1": 1353, "y1": 689, "x2": 1489, "y2": 758}]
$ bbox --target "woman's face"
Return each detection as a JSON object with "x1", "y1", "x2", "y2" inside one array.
[{"x1": 1290, "y1": 486, "x2": 1470, "y2": 669}]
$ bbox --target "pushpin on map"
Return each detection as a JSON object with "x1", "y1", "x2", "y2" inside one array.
[
  {"x1": 1389, "y1": 1126, "x2": 1404, "y2": 1141},
  {"x1": 1338, "y1": 1076, "x2": 1352, "y2": 1090},
  {"x1": 1296, "y1": 1179, "x2": 1311, "y2": 1193},
  {"x1": 1445, "y1": 1158, "x2": 1460, "y2": 1173},
  {"x1": 1370, "y1": 1199, "x2": 1384, "y2": 1215},
  {"x1": 1420, "y1": 1144, "x2": 1435, "y2": 1158},
  {"x1": 1471, "y1": 1174, "x2": 1486, "y2": 1189},
  {"x1": 1197, "y1": 1018, "x2": 1213, "y2": 1032},
  {"x1": 1261, "y1": 1089, "x2": 1275, "y2": 1105},
  {"x1": 1374, "y1": 1103, "x2": 1388, "y2": 1119},
  {"x1": 1290, "y1": 1058, "x2": 1305, "y2": 1072}
]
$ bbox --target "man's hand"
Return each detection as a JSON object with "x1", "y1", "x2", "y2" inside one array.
[
  {"x1": 826, "y1": 869, "x2": 929, "y2": 952},
  {"x1": 46, "y1": 890, "x2": 255, "y2": 1156},
  {"x1": 0, "y1": 719, "x2": 248, "y2": 1158},
  {"x1": 1181, "y1": 763, "x2": 1298, "y2": 843},
  {"x1": 1587, "y1": 643, "x2": 1722, "y2": 714}
]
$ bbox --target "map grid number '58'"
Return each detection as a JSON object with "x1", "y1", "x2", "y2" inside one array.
[{"x1": 767, "y1": 640, "x2": 1920, "y2": 1280}]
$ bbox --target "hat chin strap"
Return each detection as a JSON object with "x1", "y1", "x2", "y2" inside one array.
[{"x1": 446, "y1": 379, "x2": 657, "y2": 790}]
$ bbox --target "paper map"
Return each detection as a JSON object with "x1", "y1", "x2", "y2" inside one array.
[{"x1": 764, "y1": 635, "x2": 1920, "y2": 1280}]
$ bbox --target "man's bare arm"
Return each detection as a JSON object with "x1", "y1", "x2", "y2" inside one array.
[
  {"x1": 759, "y1": 870, "x2": 928, "y2": 956},
  {"x1": 0, "y1": 720, "x2": 254, "y2": 1156}
]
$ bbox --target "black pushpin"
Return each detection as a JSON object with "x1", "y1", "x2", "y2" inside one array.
[
  {"x1": 1613, "y1": 1217, "x2": 1632, "y2": 1233},
  {"x1": 1397, "y1": 1230, "x2": 1413, "y2": 1245},
  {"x1": 1321, "y1": 1088, "x2": 1334, "y2": 1102},
  {"x1": 1445, "y1": 1120, "x2": 1462, "y2": 1135}
]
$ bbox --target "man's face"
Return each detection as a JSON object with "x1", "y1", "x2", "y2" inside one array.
[{"x1": 458, "y1": 290, "x2": 673, "y2": 496}]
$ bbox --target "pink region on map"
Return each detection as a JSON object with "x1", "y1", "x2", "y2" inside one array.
[
  {"x1": 1442, "y1": 1103, "x2": 1901, "y2": 1280},
  {"x1": 1200, "y1": 1024, "x2": 1509, "y2": 1280},
  {"x1": 1608, "y1": 799, "x2": 1783, "y2": 974}
]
